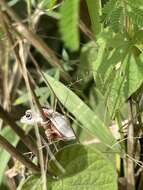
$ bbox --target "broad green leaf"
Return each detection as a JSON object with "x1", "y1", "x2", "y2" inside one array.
[
  {"x1": 105, "y1": 52, "x2": 143, "y2": 117},
  {"x1": 91, "y1": 30, "x2": 143, "y2": 116},
  {"x1": 105, "y1": 68, "x2": 125, "y2": 117},
  {"x1": 60, "y1": 0, "x2": 80, "y2": 51},
  {"x1": 126, "y1": 52, "x2": 143, "y2": 97},
  {"x1": 92, "y1": 30, "x2": 131, "y2": 87},
  {"x1": 21, "y1": 144, "x2": 117, "y2": 190},
  {"x1": 44, "y1": 73, "x2": 120, "y2": 152},
  {"x1": 89, "y1": 88, "x2": 111, "y2": 126},
  {"x1": 50, "y1": 144, "x2": 117, "y2": 190},
  {"x1": 19, "y1": 175, "x2": 44, "y2": 190},
  {"x1": 0, "y1": 127, "x2": 19, "y2": 184}
]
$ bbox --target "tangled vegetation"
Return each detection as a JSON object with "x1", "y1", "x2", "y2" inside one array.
[{"x1": 0, "y1": 0, "x2": 143, "y2": 189}]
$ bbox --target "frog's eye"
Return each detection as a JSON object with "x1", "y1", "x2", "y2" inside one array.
[{"x1": 25, "y1": 112, "x2": 32, "y2": 120}]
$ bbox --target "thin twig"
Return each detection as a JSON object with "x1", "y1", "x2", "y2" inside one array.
[
  {"x1": 0, "y1": 12, "x2": 46, "y2": 122},
  {"x1": 1, "y1": 13, "x2": 52, "y2": 186},
  {"x1": 79, "y1": 19, "x2": 95, "y2": 40},
  {"x1": 0, "y1": 134, "x2": 40, "y2": 173},
  {"x1": 19, "y1": 41, "x2": 47, "y2": 190},
  {"x1": 127, "y1": 98, "x2": 135, "y2": 190}
]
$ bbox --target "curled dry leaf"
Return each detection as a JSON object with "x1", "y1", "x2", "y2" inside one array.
[{"x1": 5, "y1": 160, "x2": 25, "y2": 178}]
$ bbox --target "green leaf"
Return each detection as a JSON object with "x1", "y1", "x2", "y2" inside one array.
[
  {"x1": 14, "y1": 87, "x2": 50, "y2": 105},
  {"x1": 8, "y1": 0, "x2": 20, "y2": 7},
  {"x1": 102, "y1": 0, "x2": 117, "y2": 16},
  {"x1": 105, "y1": 52, "x2": 143, "y2": 116},
  {"x1": 90, "y1": 30, "x2": 143, "y2": 117},
  {"x1": 19, "y1": 175, "x2": 44, "y2": 190},
  {"x1": 43, "y1": 73, "x2": 120, "y2": 152},
  {"x1": 0, "y1": 127, "x2": 19, "y2": 184},
  {"x1": 124, "y1": 53, "x2": 143, "y2": 97},
  {"x1": 127, "y1": 6, "x2": 143, "y2": 28},
  {"x1": 101, "y1": 1, "x2": 125, "y2": 32},
  {"x1": 92, "y1": 29, "x2": 130, "y2": 79},
  {"x1": 91, "y1": 29, "x2": 143, "y2": 116},
  {"x1": 50, "y1": 144, "x2": 117, "y2": 190},
  {"x1": 40, "y1": 0, "x2": 58, "y2": 10},
  {"x1": 110, "y1": 7, "x2": 123, "y2": 32},
  {"x1": 79, "y1": 41, "x2": 97, "y2": 80},
  {"x1": 91, "y1": 29, "x2": 130, "y2": 88},
  {"x1": 86, "y1": 0, "x2": 102, "y2": 36},
  {"x1": 89, "y1": 88, "x2": 111, "y2": 126},
  {"x1": 21, "y1": 145, "x2": 117, "y2": 190},
  {"x1": 60, "y1": 0, "x2": 80, "y2": 51}
]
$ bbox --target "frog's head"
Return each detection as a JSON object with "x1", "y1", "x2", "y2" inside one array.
[{"x1": 20, "y1": 109, "x2": 43, "y2": 125}]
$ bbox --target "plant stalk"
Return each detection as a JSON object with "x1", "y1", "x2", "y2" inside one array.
[
  {"x1": 0, "y1": 135, "x2": 40, "y2": 173},
  {"x1": 127, "y1": 99, "x2": 135, "y2": 190}
]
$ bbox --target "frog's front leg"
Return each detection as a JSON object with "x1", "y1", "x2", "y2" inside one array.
[
  {"x1": 40, "y1": 120, "x2": 51, "y2": 129},
  {"x1": 45, "y1": 127, "x2": 64, "y2": 142}
]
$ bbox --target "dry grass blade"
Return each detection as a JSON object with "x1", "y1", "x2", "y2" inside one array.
[
  {"x1": 0, "y1": 12, "x2": 52, "y2": 188},
  {"x1": 19, "y1": 41, "x2": 47, "y2": 190},
  {"x1": 127, "y1": 99, "x2": 135, "y2": 190}
]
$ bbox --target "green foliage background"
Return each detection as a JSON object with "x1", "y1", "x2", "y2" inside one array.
[{"x1": 0, "y1": 0, "x2": 143, "y2": 189}]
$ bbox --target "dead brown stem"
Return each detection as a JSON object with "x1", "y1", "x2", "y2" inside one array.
[
  {"x1": 127, "y1": 99, "x2": 135, "y2": 190},
  {"x1": 79, "y1": 19, "x2": 95, "y2": 40},
  {"x1": 0, "y1": 134, "x2": 40, "y2": 173}
]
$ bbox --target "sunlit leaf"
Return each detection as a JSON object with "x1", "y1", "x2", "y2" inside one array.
[
  {"x1": 90, "y1": 29, "x2": 143, "y2": 117},
  {"x1": 40, "y1": 0, "x2": 58, "y2": 10},
  {"x1": 60, "y1": 0, "x2": 80, "y2": 51},
  {"x1": 21, "y1": 144, "x2": 117, "y2": 190}
]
